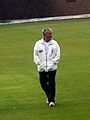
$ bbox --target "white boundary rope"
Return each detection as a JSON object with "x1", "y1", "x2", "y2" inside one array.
[{"x1": 0, "y1": 14, "x2": 90, "y2": 25}]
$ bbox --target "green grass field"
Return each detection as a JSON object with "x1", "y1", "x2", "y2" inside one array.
[{"x1": 0, "y1": 18, "x2": 90, "y2": 120}]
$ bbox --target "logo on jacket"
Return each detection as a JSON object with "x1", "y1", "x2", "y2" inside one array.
[{"x1": 39, "y1": 50, "x2": 43, "y2": 53}]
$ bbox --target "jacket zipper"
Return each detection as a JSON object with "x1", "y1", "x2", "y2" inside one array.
[
  {"x1": 46, "y1": 52, "x2": 47, "y2": 70},
  {"x1": 43, "y1": 42, "x2": 52, "y2": 71},
  {"x1": 45, "y1": 46, "x2": 47, "y2": 71}
]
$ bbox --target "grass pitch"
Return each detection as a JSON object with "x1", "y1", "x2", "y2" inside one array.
[{"x1": 0, "y1": 18, "x2": 90, "y2": 120}]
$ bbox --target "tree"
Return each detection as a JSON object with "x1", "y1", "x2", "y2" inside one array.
[{"x1": 0, "y1": 0, "x2": 55, "y2": 20}]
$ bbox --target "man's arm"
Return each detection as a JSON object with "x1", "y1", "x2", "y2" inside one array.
[
  {"x1": 52, "y1": 42, "x2": 60, "y2": 64},
  {"x1": 34, "y1": 43, "x2": 41, "y2": 65}
]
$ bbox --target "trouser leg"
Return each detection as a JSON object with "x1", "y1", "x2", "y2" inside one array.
[
  {"x1": 48, "y1": 70, "x2": 56, "y2": 103},
  {"x1": 39, "y1": 71, "x2": 49, "y2": 98}
]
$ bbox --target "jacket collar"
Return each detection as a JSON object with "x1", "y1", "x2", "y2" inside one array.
[{"x1": 41, "y1": 38, "x2": 53, "y2": 45}]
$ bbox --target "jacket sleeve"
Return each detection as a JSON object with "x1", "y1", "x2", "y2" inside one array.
[
  {"x1": 33, "y1": 42, "x2": 41, "y2": 65},
  {"x1": 52, "y1": 42, "x2": 60, "y2": 64}
]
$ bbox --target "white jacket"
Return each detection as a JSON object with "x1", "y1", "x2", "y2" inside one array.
[{"x1": 34, "y1": 38, "x2": 60, "y2": 72}]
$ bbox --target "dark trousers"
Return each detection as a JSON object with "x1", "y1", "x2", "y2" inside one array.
[{"x1": 39, "y1": 70, "x2": 56, "y2": 103}]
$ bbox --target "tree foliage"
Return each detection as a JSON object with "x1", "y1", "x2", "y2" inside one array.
[{"x1": 0, "y1": 0, "x2": 55, "y2": 20}]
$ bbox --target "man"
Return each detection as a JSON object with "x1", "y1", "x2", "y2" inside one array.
[{"x1": 33, "y1": 28, "x2": 60, "y2": 107}]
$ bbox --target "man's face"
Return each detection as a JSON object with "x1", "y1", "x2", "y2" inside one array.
[{"x1": 44, "y1": 30, "x2": 53, "y2": 42}]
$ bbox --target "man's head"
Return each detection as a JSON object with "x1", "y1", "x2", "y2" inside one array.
[{"x1": 42, "y1": 28, "x2": 53, "y2": 42}]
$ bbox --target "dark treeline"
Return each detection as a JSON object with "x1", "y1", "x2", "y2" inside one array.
[{"x1": 0, "y1": 0, "x2": 55, "y2": 20}]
